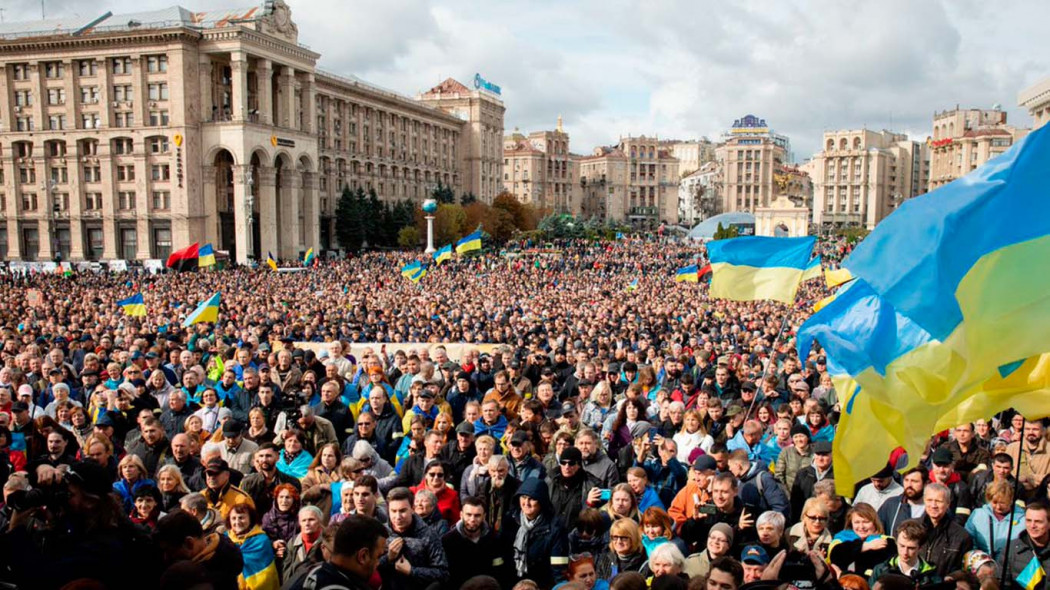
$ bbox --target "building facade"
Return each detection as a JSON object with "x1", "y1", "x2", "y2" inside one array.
[
  {"x1": 578, "y1": 135, "x2": 679, "y2": 228},
  {"x1": 0, "y1": 1, "x2": 503, "y2": 262},
  {"x1": 502, "y1": 117, "x2": 577, "y2": 214},
  {"x1": 667, "y1": 138, "x2": 715, "y2": 177},
  {"x1": 808, "y1": 129, "x2": 929, "y2": 230},
  {"x1": 928, "y1": 107, "x2": 1026, "y2": 192},
  {"x1": 1018, "y1": 78, "x2": 1050, "y2": 130},
  {"x1": 678, "y1": 160, "x2": 722, "y2": 226},
  {"x1": 714, "y1": 115, "x2": 789, "y2": 215}
]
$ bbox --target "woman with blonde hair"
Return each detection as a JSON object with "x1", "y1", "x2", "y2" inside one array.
[
  {"x1": 673, "y1": 409, "x2": 712, "y2": 462},
  {"x1": 581, "y1": 380, "x2": 615, "y2": 432},
  {"x1": 156, "y1": 463, "x2": 191, "y2": 512},
  {"x1": 601, "y1": 483, "x2": 639, "y2": 524},
  {"x1": 788, "y1": 497, "x2": 833, "y2": 556},
  {"x1": 594, "y1": 518, "x2": 647, "y2": 580},
  {"x1": 113, "y1": 453, "x2": 152, "y2": 513}
]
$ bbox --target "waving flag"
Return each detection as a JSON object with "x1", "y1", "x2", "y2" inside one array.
[
  {"x1": 165, "y1": 242, "x2": 199, "y2": 272},
  {"x1": 706, "y1": 236, "x2": 816, "y2": 303},
  {"x1": 1018, "y1": 556, "x2": 1046, "y2": 590},
  {"x1": 455, "y1": 230, "x2": 482, "y2": 254},
  {"x1": 798, "y1": 123, "x2": 1050, "y2": 493},
  {"x1": 118, "y1": 293, "x2": 147, "y2": 317},
  {"x1": 825, "y1": 266, "x2": 853, "y2": 288},
  {"x1": 801, "y1": 256, "x2": 822, "y2": 282},
  {"x1": 303, "y1": 247, "x2": 316, "y2": 266},
  {"x1": 433, "y1": 244, "x2": 453, "y2": 265},
  {"x1": 407, "y1": 266, "x2": 427, "y2": 284},
  {"x1": 183, "y1": 293, "x2": 220, "y2": 327},
  {"x1": 401, "y1": 260, "x2": 422, "y2": 277},
  {"x1": 626, "y1": 278, "x2": 639, "y2": 292},
  {"x1": 675, "y1": 265, "x2": 698, "y2": 283},
  {"x1": 198, "y1": 243, "x2": 216, "y2": 268},
  {"x1": 266, "y1": 252, "x2": 278, "y2": 271}
]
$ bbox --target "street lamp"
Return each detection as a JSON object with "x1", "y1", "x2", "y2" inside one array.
[
  {"x1": 422, "y1": 198, "x2": 437, "y2": 253},
  {"x1": 41, "y1": 181, "x2": 59, "y2": 261},
  {"x1": 244, "y1": 167, "x2": 255, "y2": 262}
]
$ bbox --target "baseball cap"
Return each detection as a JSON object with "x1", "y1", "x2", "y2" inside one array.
[
  {"x1": 205, "y1": 458, "x2": 230, "y2": 475},
  {"x1": 813, "y1": 440, "x2": 833, "y2": 455},
  {"x1": 417, "y1": 390, "x2": 435, "y2": 399},
  {"x1": 692, "y1": 455, "x2": 717, "y2": 472},
  {"x1": 510, "y1": 431, "x2": 529, "y2": 446},
  {"x1": 455, "y1": 422, "x2": 475, "y2": 436},
  {"x1": 741, "y1": 545, "x2": 770, "y2": 566},
  {"x1": 222, "y1": 419, "x2": 246, "y2": 437},
  {"x1": 931, "y1": 447, "x2": 954, "y2": 466},
  {"x1": 560, "y1": 401, "x2": 577, "y2": 416},
  {"x1": 10, "y1": 401, "x2": 29, "y2": 413}
]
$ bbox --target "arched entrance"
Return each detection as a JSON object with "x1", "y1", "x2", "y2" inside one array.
[
  {"x1": 274, "y1": 153, "x2": 290, "y2": 257},
  {"x1": 214, "y1": 149, "x2": 236, "y2": 260}
]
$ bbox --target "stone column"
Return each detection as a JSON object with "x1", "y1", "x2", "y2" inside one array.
[
  {"x1": 198, "y1": 56, "x2": 213, "y2": 122},
  {"x1": 302, "y1": 171, "x2": 319, "y2": 249},
  {"x1": 302, "y1": 73, "x2": 316, "y2": 135},
  {"x1": 280, "y1": 66, "x2": 296, "y2": 129},
  {"x1": 232, "y1": 164, "x2": 251, "y2": 264},
  {"x1": 256, "y1": 59, "x2": 272, "y2": 126},
  {"x1": 257, "y1": 165, "x2": 278, "y2": 258},
  {"x1": 131, "y1": 55, "x2": 146, "y2": 129},
  {"x1": 230, "y1": 51, "x2": 248, "y2": 122},
  {"x1": 68, "y1": 144, "x2": 85, "y2": 260},
  {"x1": 2, "y1": 148, "x2": 20, "y2": 259},
  {"x1": 96, "y1": 59, "x2": 112, "y2": 128},
  {"x1": 201, "y1": 165, "x2": 218, "y2": 246},
  {"x1": 279, "y1": 170, "x2": 301, "y2": 259}
]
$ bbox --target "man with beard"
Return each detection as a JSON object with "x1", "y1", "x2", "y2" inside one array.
[
  {"x1": 442, "y1": 496, "x2": 505, "y2": 588},
  {"x1": 879, "y1": 467, "x2": 928, "y2": 536},
  {"x1": 125, "y1": 417, "x2": 170, "y2": 475},
  {"x1": 164, "y1": 433, "x2": 202, "y2": 486},
  {"x1": 1007, "y1": 418, "x2": 1050, "y2": 496},
  {"x1": 240, "y1": 443, "x2": 301, "y2": 514},
  {"x1": 576, "y1": 429, "x2": 618, "y2": 488},
  {"x1": 484, "y1": 455, "x2": 519, "y2": 534},
  {"x1": 547, "y1": 446, "x2": 601, "y2": 530}
]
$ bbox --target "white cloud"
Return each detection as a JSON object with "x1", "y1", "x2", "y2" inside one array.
[{"x1": 13, "y1": 0, "x2": 1050, "y2": 159}]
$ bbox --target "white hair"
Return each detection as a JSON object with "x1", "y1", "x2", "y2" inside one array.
[
  {"x1": 647, "y1": 542, "x2": 685, "y2": 570},
  {"x1": 757, "y1": 510, "x2": 786, "y2": 533}
]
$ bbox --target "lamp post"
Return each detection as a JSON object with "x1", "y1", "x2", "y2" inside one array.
[
  {"x1": 244, "y1": 167, "x2": 255, "y2": 263},
  {"x1": 41, "y1": 181, "x2": 59, "y2": 261},
  {"x1": 422, "y1": 198, "x2": 437, "y2": 253}
]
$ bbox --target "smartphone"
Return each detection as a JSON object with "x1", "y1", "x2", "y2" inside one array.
[
  {"x1": 599, "y1": 489, "x2": 611, "y2": 501},
  {"x1": 698, "y1": 503, "x2": 719, "y2": 515},
  {"x1": 648, "y1": 427, "x2": 658, "y2": 442}
]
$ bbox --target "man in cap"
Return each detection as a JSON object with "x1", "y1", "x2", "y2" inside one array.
[
  {"x1": 668, "y1": 455, "x2": 717, "y2": 527},
  {"x1": 201, "y1": 457, "x2": 255, "y2": 520},
  {"x1": 507, "y1": 358, "x2": 534, "y2": 401},
  {"x1": 218, "y1": 419, "x2": 258, "y2": 475},
  {"x1": 440, "y1": 422, "x2": 477, "y2": 489},
  {"x1": 741, "y1": 544, "x2": 771, "y2": 583},
  {"x1": 507, "y1": 431, "x2": 546, "y2": 483},
  {"x1": 10, "y1": 401, "x2": 42, "y2": 460},
  {"x1": 791, "y1": 440, "x2": 835, "y2": 523},
  {"x1": 555, "y1": 400, "x2": 581, "y2": 439},
  {"x1": 547, "y1": 446, "x2": 601, "y2": 530},
  {"x1": 501, "y1": 478, "x2": 569, "y2": 588},
  {"x1": 854, "y1": 462, "x2": 904, "y2": 512},
  {"x1": 929, "y1": 446, "x2": 974, "y2": 524}
]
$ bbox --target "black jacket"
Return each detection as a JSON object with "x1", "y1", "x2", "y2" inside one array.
[
  {"x1": 441, "y1": 522, "x2": 506, "y2": 589},
  {"x1": 790, "y1": 465, "x2": 834, "y2": 522},
  {"x1": 1005, "y1": 531, "x2": 1050, "y2": 590},
  {"x1": 313, "y1": 399, "x2": 353, "y2": 444},
  {"x1": 440, "y1": 440, "x2": 476, "y2": 491},
  {"x1": 919, "y1": 514, "x2": 973, "y2": 576},
  {"x1": 547, "y1": 469, "x2": 601, "y2": 530},
  {"x1": 679, "y1": 497, "x2": 748, "y2": 555},
  {"x1": 501, "y1": 511, "x2": 569, "y2": 589},
  {"x1": 377, "y1": 514, "x2": 450, "y2": 590},
  {"x1": 594, "y1": 548, "x2": 647, "y2": 581},
  {"x1": 877, "y1": 496, "x2": 924, "y2": 537}
]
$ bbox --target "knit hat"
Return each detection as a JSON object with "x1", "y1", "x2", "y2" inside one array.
[
  {"x1": 790, "y1": 423, "x2": 811, "y2": 440},
  {"x1": 710, "y1": 522, "x2": 734, "y2": 546},
  {"x1": 629, "y1": 421, "x2": 652, "y2": 439}
]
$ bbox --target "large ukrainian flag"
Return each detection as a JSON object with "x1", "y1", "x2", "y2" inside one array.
[
  {"x1": 801, "y1": 256, "x2": 822, "y2": 282},
  {"x1": 433, "y1": 244, "x2": 453, "y2": 265},
  {"x1": 455, "y1": 230, "x2": 482, "y2": 254},
  {"x1": 706, "y1": 236, "x2": 816, "y2": 303},
  {"x1": 798, "y1": 123, "x2": 1050, "y2": 494}
]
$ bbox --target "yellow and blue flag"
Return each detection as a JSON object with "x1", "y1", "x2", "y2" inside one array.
[
  {"x1": 626, "y1": 278, "x2": 639, "y2": 292},
  {"x1": 801, "y1": 256, "x2": 822, "y2": 282},
  {"x1": 303, "y1": 247, "x2": 316, "y2": 266},
  {"x1": 118, "y1": 293, "x2": 147, "y2": 317},
  {"x1": 198, "y1": 243, "x2": 216, "y2": 268},
  {"x1": 798, "y1": 123, "x2": 1050, "y2": 494},
  {"x1": 675, "y1": 265, "x2": 698, "y2": 283},
  {"x1": 706, "y1": 236, "x2": 816, "y2": 303},
  {"x1": 433, "y1": 244, "x2": 453, "y2": 265},
  {"x1": 1018, "y1": 556, "x2": 1046, "y2": 590},
  {"x1": 266, "y1": 252, "x2": 278, "y2": 271},
  {"x1": 407, "y1": 266, "x2": 427, "y2": 284},
  {"x1": 824, "y1": 266, "x2": 853, "y2": 288},
  {"x1": 230, "y1": 527, "x2": 280, "y2": 590},
  {"x1": 455, "y1": 230, "x2": 482, "y2": 254},
  {"x1": 401, "y1": 260, "x2": 422, "y2": 277},
  {"x1": 183, "y1": 292, "x2": 220, "y2": 327}
]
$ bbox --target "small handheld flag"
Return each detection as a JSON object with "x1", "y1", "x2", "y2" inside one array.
[
  {"x1": 401, "y1": 261, "x2": 422, "y2": 277},
  {"x1": 433, "y1": 244, "x2": 453, "y2": 265},
  {"x1": 1017, "y1": 556, "x2": 1045, "y2": 590},
  {"x1": 266, "y1": 252, "x2": 278, "y2": 271},
  {"x1": 303, "y1": 248, "x2": 316, "y2": 266},
  {"x1": 407, "y1": 266, "x2": 427, "y2": 283},
  {"x1": 198, "y1": 243, "x2": 216, "y2": 268},
  {"x1": 626, "y1": 278, "x2": 639, "y2": 292},
  {"x1": 118, "y1": 293, "x2": 147, "y2": 317},
  {"x1": 183, "y1": 293, "x2": 220, "y2": 327},
  {"x1": 455, "y1": 230, "x2": 482, "y2": 254},
  {"x1": 675, "y1": 265, "x2": 699, "y2": 283}
]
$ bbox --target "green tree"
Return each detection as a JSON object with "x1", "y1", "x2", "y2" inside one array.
[
  {"x1": 713, "y1": 222, "x2": 739, "y2": 240},
  {"x1": 363, "y1": 189, "x2": 384, "y2": 247},
  {"x1": 433, "y1": 203, "x2": 467, "y2": 245},
  {"x1": 335, "y1": 187, "x2": 365, "y2": 252},
  {"x1": 460, "y1": 192, "x2": 478, "y2": 206},
  {"x1": 398, "y1": 226, "x2": 421, "y2": 248},
  {"x1": 431, "y1": 181, "x2": 456, "y2": 204}
]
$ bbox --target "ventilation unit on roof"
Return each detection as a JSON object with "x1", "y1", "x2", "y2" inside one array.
[{"x1": 127, "y1": 20, "x2": 142, "y2": 28}]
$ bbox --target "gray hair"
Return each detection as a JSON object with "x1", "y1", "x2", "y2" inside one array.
[
  {"x1": 647, "y1": 542, "x2": 686, "y2": 571},
  {"x1": 299, "y1": 505, "x2": 324, "y2": 521},
  {"x1": 488, "y1": 455, "x2": 509, "y2": 469},
  {"x1": 53, "y1": 382, "x2": 70, "y2": 394},
  {"x1": 756, "y1": 510, "x2": 786, "y2": 533},
  {"x1": 924, "y1": 482, "x2": 952, "y2": 504},
  {"x1": 414, "y1": 488, "x2": 438, "y2": 509},
  {"x1": 180, "y1": 492, "x2": 208, "y2": 515},
  {"x1": 299, "y1": 404, "x2": 314, "y2": 418},
  {"x1": 668, "y1": 401, "x2": 686, "y2": 413}
]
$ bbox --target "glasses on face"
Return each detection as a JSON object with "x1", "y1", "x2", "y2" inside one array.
[
  {"x1": 559, "y1": 460, "x2": 579, "y2": 467},
  {"x1": 427, "y1": 472, "x2": 445, "y2": 479},
  {"x1": 610, "y1": 535, "x2": 631, "y2": 543},
  {"x1": 805, "y1": 514, "x2": 828, "y2": 522}
]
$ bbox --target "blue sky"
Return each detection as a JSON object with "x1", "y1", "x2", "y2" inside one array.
[{"x1": 14, "y1": 0, "x2": 1050, "y2": 160}]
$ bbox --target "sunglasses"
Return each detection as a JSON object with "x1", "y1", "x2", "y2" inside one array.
[
  {"x1": 805, "y1": 514, "x2": 828, "y2": 522},
  {"x1": 559, "y1": 460, "x2": 580, "y2": 467},
  {"x1": 426, "y1": 472, "x2": 445, "y2": 478}
]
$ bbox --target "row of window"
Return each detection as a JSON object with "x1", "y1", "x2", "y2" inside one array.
[
  {"x1": 11, "y1": 110, "x2": 169, "y2": 130},
  {"x1": 10, "y1": 55, "x2": 168, "y2": 81},
  {"x1": 12, "y1": 137, "x2": 170, "y2": 160},
  {"x1": 1, "y1": 189, "x2": 170, "y2": 213},
  {"x1": 7, "y1": 225, "x2": 173, "y2": 262}
]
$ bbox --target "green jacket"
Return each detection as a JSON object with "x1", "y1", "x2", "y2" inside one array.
[{"x1": 868, "y1": 556, "x2": 940, "y2": 587}]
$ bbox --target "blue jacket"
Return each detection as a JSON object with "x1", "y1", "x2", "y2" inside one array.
[
  {"x1": 642, "y1": 456, "x2": 688, "y2": 508},
  {"x1": 474, "y1": 415, "x2": 508, "y2": 441},
  {"x1": 964, "y1": 503, "x2": 1023, "y2": 560},
  {"x1": 638, "y1": 486, "x2": 664, "y2": 513},
  {"x1": 738, "y1": 462, "x2": 790, "y2": 518}
]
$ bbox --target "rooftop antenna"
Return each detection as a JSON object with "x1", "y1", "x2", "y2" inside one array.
[
  {"x1": 0, "y1": 8, "x2": 6, "y2": 23},
  {"x1": 41, "y1": 0, "x2": 45, "y2": 19}
]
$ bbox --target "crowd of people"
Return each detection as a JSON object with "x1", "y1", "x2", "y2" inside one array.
[{"x1": 0, "y1": 236, "x2": 1043, "y2": 590}]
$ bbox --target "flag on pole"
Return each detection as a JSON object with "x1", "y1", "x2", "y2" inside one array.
[
  {"x1": 407, "y1": 266, "x2": 427, "y2": 283},
  {"x1": 797, "y1": 123, "x2": 1050, "y2": 494},
  {"x1": 433, "y1": 244, "x2": 453, "y2": 265},
  {"x1": 198, "y1": 243, "x2": 216, "y2": 268},
  {"x1": 675, "y1": 265, "x2": 698, "y2": 283},
  {"x1": 166, "y1": 243, "x2": 200, "y2": 272},
  {"x1": 183, "y1": 293, "x2": 220, "y2": 327},
  {"x1": 401, "y1": 261, "x2": 422, "y2": 277},
  {"x1": 455, "y1": 230, "x2": 482, "y2": 254},
  {"x1": 117, "y1": 293, "x2": 147, "y2": 317},
  {"x1": 266, "y1": 252, "x2": 278, "y2": 271},
  {"x1": 801, "y1": 256, "x2": 822, "y2": 282},
  {"x1": 303, "y1": 248, "x2": 316, "y2": 266},
  {"x1": 706, "y1": 236, "x2": 816, "y2": 303}
]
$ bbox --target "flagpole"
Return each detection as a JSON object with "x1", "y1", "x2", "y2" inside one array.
[
  {"x1": 1000, "y1": 414, "x2": 1026, "y2": 589},
  {"x1": 746, "y1": 296, "x2": 796, "y2": 420}
]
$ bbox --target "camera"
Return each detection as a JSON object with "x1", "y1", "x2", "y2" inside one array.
[
  {"x1": 780, "y1": 550, "x2": 817, "y2": 589},
  {"x1": 8, "y1": 479, "x2": 69, "y2": 512}
]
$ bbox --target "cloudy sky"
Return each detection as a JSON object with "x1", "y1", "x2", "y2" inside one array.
[{"x1": 12, "y1": 0, "x2": 1049, "y2": 160}]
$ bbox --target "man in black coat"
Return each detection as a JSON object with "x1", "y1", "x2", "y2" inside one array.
[
  {"x1": 440, "y1": 422, "x2": 477, "y2": 490},
  {"x1": 392, "y1": 430, "x2": 444, "y2": 489},
  {"x1": 919, "y1": 482, "x2": 972, "y2": 576},
  {"x1": 500, "y1": 478, "x2": 570, "y2": 589},
  {"x1": 313, "y1": 380, "x2": 353, "y2": 444},
  {"x1": 546, "y1": 447, "x2": 601, "y2": 530},
  {"x1": 679, "y1": 471, "x2": 748, "y2": 555},
  {"x1": 791, "y1": 440, "x2": 835, "y2": 523},
  {"x1": 442, "y1": 496, "x2": 506, "y2": 588}
]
